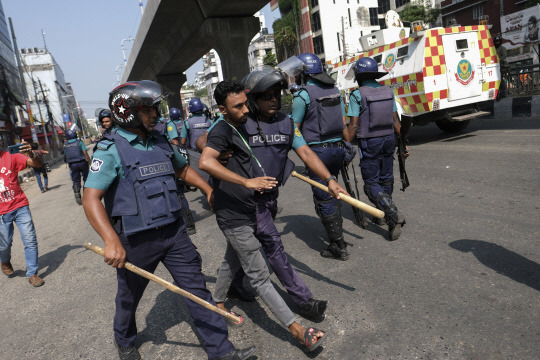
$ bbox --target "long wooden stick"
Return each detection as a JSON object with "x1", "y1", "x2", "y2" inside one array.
[
  {"x1": 84, "y1": 242, "x2": 241, "y2": 324},
  {"x1": 291, "y1": 171, "x2": 385, "y2": 219}
]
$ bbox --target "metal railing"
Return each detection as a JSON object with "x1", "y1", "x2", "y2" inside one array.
[{"x1": 505, "y1": 64, "x2": 540, "y2": 97}]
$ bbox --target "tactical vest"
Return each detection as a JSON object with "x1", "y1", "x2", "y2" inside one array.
[
  {"x1": 65, "y1": 140, "x2": 86, "y2": 163},
  {"x1": 245, "y1": 112, "x2": 295, "y2": 186},
  {"x1": 172, "y1": 120, "x2": 184, "y2": 134},
  {"x1": 153, "y1": 120, "x2": 166, "y2": 134},
  {"x1": 103, "y1": 132, "x2": 182, "y2": 236},
  {"x1": 299, "y1": 85, "x2": 344, "y2": 144},
  {"x1": 186, "y1": 116, "x2": 211, "y2": 150},
  {"x1": 355, "y1": 86, "x2": 395, "y2": 139}
]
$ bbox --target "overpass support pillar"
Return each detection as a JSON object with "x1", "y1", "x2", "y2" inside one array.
[
  {"x1": 201, "y1": 17, "x2": 260, "y2": 81},
  {"x1": 156, "y1": 73, "x2": 187, "y2": 114}
]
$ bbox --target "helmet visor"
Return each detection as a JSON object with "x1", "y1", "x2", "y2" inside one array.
[
  {"x1": 277, "y1": 56, "x2": 305, "y2": 77},
  {"x1": 133, "y1": 80, "x2": 166, "y2": 107},
  {"x1": 345, "y1": 63, "x2": 356, "y2": 81},
  {"x1": 95, "y1": 107, "x2": 108, "y2": 118}
]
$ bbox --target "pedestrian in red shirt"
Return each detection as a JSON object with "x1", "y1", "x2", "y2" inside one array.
[{"x1": 0, "y1": 139, "x2": 45, "y2": 287}]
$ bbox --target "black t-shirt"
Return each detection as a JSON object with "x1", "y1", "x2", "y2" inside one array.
[{"x1": 206, "y1": 120, "x2": 256, "y2": 229}]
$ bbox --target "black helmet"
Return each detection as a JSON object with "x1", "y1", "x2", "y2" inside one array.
[
  {"x1": 108, "y1": 80, "x2": 164, "y2": 129},
  {"x1": 242, "y1": 66, "x2": 288, "y2": 113}
]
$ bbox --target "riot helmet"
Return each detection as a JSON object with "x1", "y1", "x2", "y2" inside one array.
[
  {"x1": 242, "y1": 66, "x2": 288, "y2": 112},
  {"x1": 188, "y1": 98, "x2": 204, "y2": 114},
  {"x1": 65, "y1": 123, "x2": 78, "y2": 140},
  {"x1": 169, "y1": 107, "x2": 182, "y2": 120},
  {"x1": 108, "y1": 80, "x2": 164, "y2": 129},
  {"x1": 297, "y1": 53, "x2": 324, "y2": 74},
  {"x1": 347, "y1": 57, "x2": 388, "y2": 82},
  {"x1": 95, "y1": 107, "x2": 112, "y2": 125},
  {"x1": 280, "y1": 53, "x2": 335, "y2": 85},
  {"x1": 290, "y1": 83, "x2": 301, "y2": 93}
]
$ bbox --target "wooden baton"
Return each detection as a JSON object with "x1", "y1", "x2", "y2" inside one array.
[
  {"x1": 291, "y1": 171, "x2": 385, "y2": 219},
  {"x1": 83, "y1": 242, "x2": 241, "y2": 324}
]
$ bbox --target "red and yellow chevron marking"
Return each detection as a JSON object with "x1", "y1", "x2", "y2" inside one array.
[
  {"x1": 379, "y1": 72, "x2": 424, "y2": 96},
  {"x1": 398, "y1": 94, "x2": 430, "y2": 114},
  {"x1": 333, "y1": 37, "x2": 417, "y2": 68}
]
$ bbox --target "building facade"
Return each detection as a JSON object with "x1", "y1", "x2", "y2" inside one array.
[{"x1": 202, "y1": 50, "x2": 223, "y2": 112}]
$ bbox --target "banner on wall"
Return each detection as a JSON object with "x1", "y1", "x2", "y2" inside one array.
[{"x1": 501, "y1": 4, "x2": 540, "y2": 49}]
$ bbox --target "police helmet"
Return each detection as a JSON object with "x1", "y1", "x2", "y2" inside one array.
[
  {"x1": 353, "y1": 57, "x2": 388, "y2": 80},
  {"x1": 169, "y1": 107, "x2": 182, "y2": 120},
  {"x1": 188, "y1": 98, "x2": 204, "y2": 114},
  {"x1": 97, "y1": 108, "x2": 112, "y2": 125},
  {"x1": 65, "y1": 128, "x2": 77, "y2": 140},
  {"x1": 242, "y1": 66, "x2": 288, "y2": 112},
  {"x1": 108, "y1": 80, "x2": 164, "y2": 129},
  {"x1": 296, "y1": 53, "x2": 335, "y2": 85},
  {"x1": 297, "y1": 53, "x2": 324, "y2": 74}
]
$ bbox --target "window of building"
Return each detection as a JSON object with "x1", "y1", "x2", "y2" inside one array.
[
  {"x1": 472, "y1": 4, "x2": 483, "y2": 20},
  {"x1": 312, "y1": 11, "x2": 321, "y2": 32},
  {"x1": 378, "y1": 0, "x2": 390, "y2": 14},
  {"x1": 337, "y1": 33, "x2": 341, "y2": 51},
  {"x1": 378, "y1": 18, "x2": 386, "y2": 29},
  {"x1": 369, "y1": 8, "x2": 378, "y2": 26},
  {"x1": 348, "y1": 8, "x2": 352, "y2": 27},
  {"x1": 311, "y1": 0, "x2": 318, "y2": 7},
  {"x1": 395, "y1": 0, "x2": 410, "y2": 8},
  {"x1": 313, "y1": 35, "x2": 325, "y2": 55}
]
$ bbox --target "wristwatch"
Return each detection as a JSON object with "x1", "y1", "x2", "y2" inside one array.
[{"x1": 325, "y1": 175, "x2": 337, "y2": 184}]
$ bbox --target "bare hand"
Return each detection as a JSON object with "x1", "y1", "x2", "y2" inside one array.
[
  {"x1": 206, "y1": 189, "x2": 215, "y2": 212},
  {"x1": 328, "y1": 180, "x2": 349, "y2": 200},
  {"x1": 218, "y1": 150, "x2": 233, "y2": 165},
  {"x1": 103, "y1": 241, "x2": 126, "y2": 268},
  {"x1": 244, "y1": 176, "x2": 278, "y2": 192}
]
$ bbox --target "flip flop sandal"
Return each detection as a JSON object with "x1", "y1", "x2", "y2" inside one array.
[
  {"x1": 303, "y1": 327, "x2": 327, "y2": 352},
  {"x1": 225, "y1": 311, "x2": 245, "y2": 328}
]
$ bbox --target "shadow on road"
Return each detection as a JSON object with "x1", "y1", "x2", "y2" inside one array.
[
  {"x1": 449, "y1": 239, "x2": 540, "y2": 291},
  {"x1": 44, "y1": 184, "x2": 62, "y2": 191},
  {"x1": 39, "y1": 244, "x2": 82, "y2": 279}
]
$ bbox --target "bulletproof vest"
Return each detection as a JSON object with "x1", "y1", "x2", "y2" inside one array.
[
  {"x1": 64, "y1": 140, "x2": 86, "y2": 163},
  {"x1": 245, "y1": 112, "x2": 295, "y2": 186},
  {"x1": 186, "y1": 116, "x2": 211, "y2": 150},
  {"x1": 103, "y1": 132, "x2": 182, "y2": 236},
  {"x1": 299, "y1": 84, "x2": 344, "y2": 144},
  {"x1": 355, "y1": 86, "x2": 395, "y2": 139},
  {"x1": 153, "y1": 120, "x2": 166, "y2": 135},
  {"x1": 173, "y1": 119, "x2": 184, "y2": 134}
]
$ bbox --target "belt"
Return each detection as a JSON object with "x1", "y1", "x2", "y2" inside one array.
[{"x1": 309, "y1": 141, "x2": 344, "y2": 149}]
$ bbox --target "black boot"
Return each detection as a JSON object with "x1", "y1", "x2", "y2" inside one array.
[
  {"x1": 319, "y1": 208, "x2": 349, "y2": 261},
  {"x1": 114, "y1": 340, "x2": 141, "y2": 360},
  {"x1": 298, "y1": 298, "x2": 328, "y2": 320},
  {"x1": 377, "y1": 192, "x2": 406, "y2": 241},
  {"x1": 73, "y1": 183, "x2": 82, "y2": 205},
  {"x1": 210, "y1": 346, "x2": 257, "y2": 360}
]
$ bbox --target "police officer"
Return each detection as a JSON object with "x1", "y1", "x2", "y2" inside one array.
[
  {"x1": 290, "y1": 53, "x2": 351, "y2": 260},
  {"x1": 169, "y1": 107, "x2": 185, "y2": 135},
  {"x1": 82, "y1": 80, "x2": 255, "y2": 360},
  {"x1": 242, "y1": 66, "x2": 349, "y2": 317},
  {"x1": 181, "y1": 98, "x2": 212, "y2": 151},
  {"x1": 154, "y1": 107, "x2": 197, "y2": 235},
  {"x1": 346, "y1": 57, "x2": 406, "y2": 240},
  {"x1": 96, "y1": 108, "x2": 115, "y2": 134},
  {"x1": 64, "y1": 125, "x2": 90, "y2": 205},
  {"x1": 290, "y1": 83, "x2": 301, "y2": 95}
]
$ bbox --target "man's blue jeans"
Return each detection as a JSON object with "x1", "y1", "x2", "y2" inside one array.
[{"x1": 0, "y1": 205, "x2": 39, "y2": 277}]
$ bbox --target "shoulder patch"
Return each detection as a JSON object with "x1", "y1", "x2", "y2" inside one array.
[
  {"x1": 167, "y1": 126, "x2": 173, "y2": 132},
  {"x1": 90, "y1": 158, "x2": 104, "y2": 173},
  {"x1": 294, "y1": 127, "x2": 302, "y2": 137}
]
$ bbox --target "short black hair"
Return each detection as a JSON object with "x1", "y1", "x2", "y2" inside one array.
[
  {"x1": 31, "y1": 142, "x2": 39, "y2": 150},
  {"x1": 214, "y1": 80, "x2": 245, "y2": 106}
]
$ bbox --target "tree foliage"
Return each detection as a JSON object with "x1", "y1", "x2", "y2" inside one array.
[
  {"x1": 195, "y1": 88, "x2": 208, "y2": 98},
  {"x1": 263, "y1": 53, "x2": 277, "y2": 67},
  {"x1": 273, "y1": 0, "x2": 301, "y2": 62},
  {"x1": 399, "y1": 0, "x2": 440, "y2": 26}
]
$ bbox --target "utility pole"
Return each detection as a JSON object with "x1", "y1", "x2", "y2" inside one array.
[
  {"x1": 39, "y1": 80, "x2": 59, "y2": 157},
  {"x1": 30, "y1": 75, "x2": 49, "y2": 148},
  {"x1": 9, "y1": 17, "x2": 38, "y2": 143}
]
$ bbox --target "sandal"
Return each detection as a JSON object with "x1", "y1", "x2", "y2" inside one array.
[
  {"x1": 225, "y1": 311, "x2": 245, "y2": 328},
  {"x1": 303, "y1": 327, "x2": 327, "y2": 352}
]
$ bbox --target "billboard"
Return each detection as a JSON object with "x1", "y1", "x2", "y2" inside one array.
[{"x1": 501, "y1": 5, "x2": 540, "y2": 49}]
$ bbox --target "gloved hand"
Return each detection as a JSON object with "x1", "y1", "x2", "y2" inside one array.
[{"x1": 343, "y1": 141, "x2": 357, "y2": 164}]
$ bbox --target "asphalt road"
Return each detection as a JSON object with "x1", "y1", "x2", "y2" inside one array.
[{"x1": 0, "y1": 116, "x2": 539, "y2": 360}]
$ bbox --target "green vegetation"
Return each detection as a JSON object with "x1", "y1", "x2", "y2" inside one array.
[
  {"x1": 263, "y1": 53, "x2": 278, "y2": 67},
  {"x1": 399, "y1": 0, "x2": 440, "y2": 27}
]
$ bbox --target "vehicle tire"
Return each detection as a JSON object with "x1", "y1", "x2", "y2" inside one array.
[{"x1": 435, "y1": 118, "x2": 470, "y2": 133}]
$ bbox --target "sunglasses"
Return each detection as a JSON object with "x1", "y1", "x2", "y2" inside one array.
[{"x1": 259, "y1": 90, "x2": 281, "y2": 101}]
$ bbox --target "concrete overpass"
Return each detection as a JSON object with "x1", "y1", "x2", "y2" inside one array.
[{"x1": 122, "y1": 0, "x2": 270, "y2": 109}]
